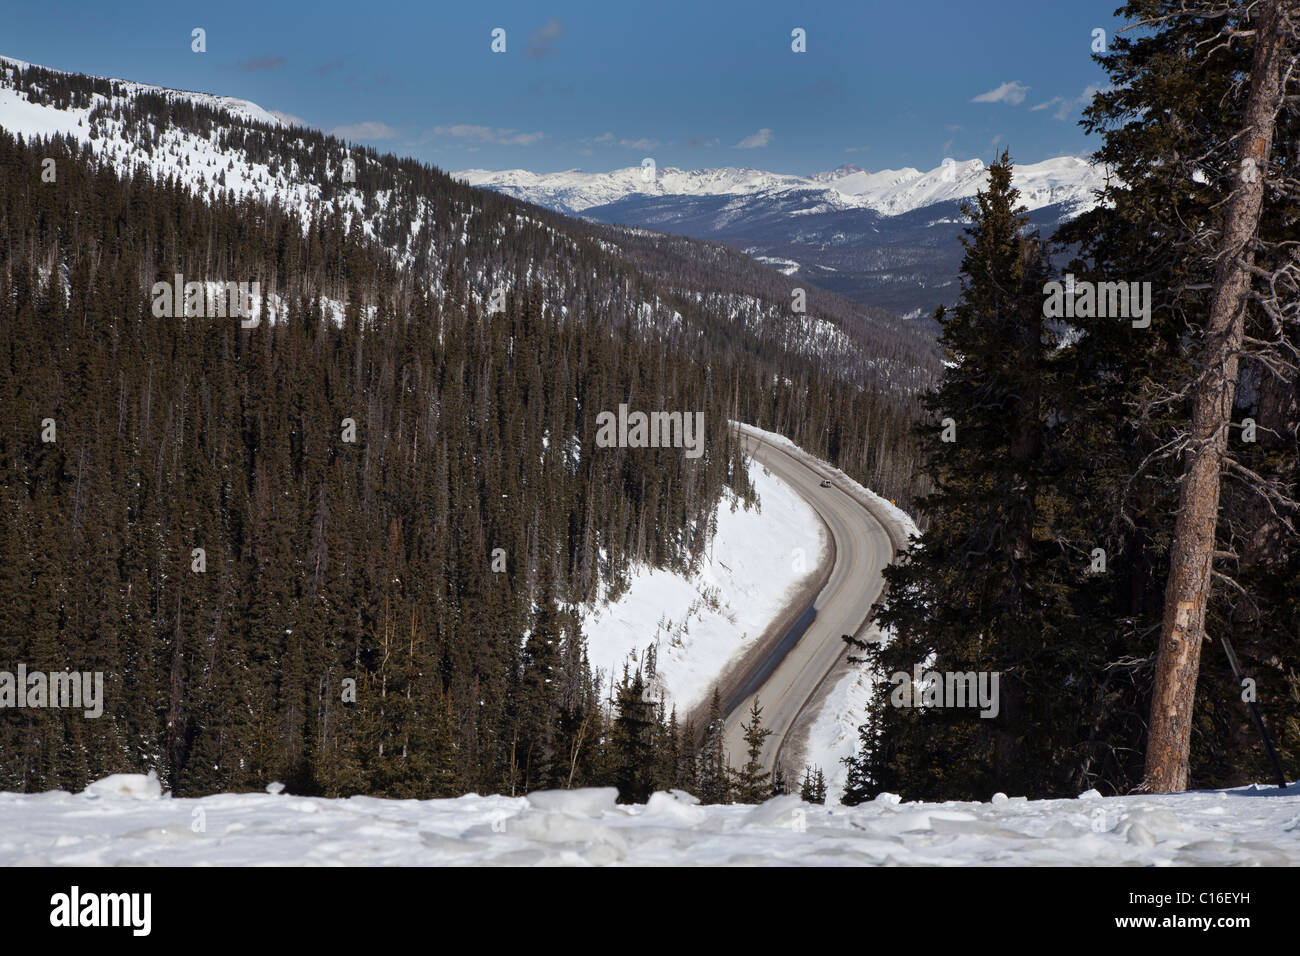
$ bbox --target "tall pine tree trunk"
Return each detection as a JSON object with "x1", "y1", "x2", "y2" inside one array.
[{"x1": 1145, "y1": 0, "x2": 1296, "y2": 793}]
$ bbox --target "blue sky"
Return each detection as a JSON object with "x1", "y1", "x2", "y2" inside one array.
[{"x1": 5, "y1": 0, "x2": 1123, "y2": 175}]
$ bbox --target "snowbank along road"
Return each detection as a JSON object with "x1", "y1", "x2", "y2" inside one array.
[{"x1": 720, "y1": 428, "x2": 906, "y2": 779}]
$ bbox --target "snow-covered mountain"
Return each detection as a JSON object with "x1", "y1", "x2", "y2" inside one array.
[
  {"x1": 810, "y1": 156, "x2": 1105, "y2": 217},
  {"x1": 454, "y1": 165, "x2": 818, "y2": 217},
  {"x1": 0, "y1": 55, "x2": 289, "y2": 132},
  {"x1": 456, "y1": 158, "x2": 1110, "y2": 317},
  {"x1": 455, "y1": 156, "x2": 1107, "y2": 219},
  {"x1": 0, "y1": 54, "x2": 930, "y2": 371},
  {"x1": 0, "y1": 54, "x2": 357, "y2": 234}
]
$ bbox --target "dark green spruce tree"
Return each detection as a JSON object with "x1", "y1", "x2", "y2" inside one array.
[
  {"x1": 733, "y1": 698, "x2": 773, "y2": 804},
  {"x1": 850, "y1": 152, "x2": 1077, "y2": 801}
]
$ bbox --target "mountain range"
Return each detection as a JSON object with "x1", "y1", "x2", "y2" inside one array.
[{"x1": 456, "y1": 157, "x2": 1111, "y2": 317}]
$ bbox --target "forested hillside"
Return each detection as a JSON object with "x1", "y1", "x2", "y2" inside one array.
[
  {"x1": 0, "y1": 49, "x2": 933, "y2": 800},
  {"x1": 0, "y1": 57, "x2": 939, "y2": 504}
]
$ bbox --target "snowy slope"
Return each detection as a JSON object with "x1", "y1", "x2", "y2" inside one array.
[
  {"x1": 0, "y1": 55, "x2": 319, "y2": 214},
  {"x1": 0, "y1": 55, "x2": 895, "y2": 359},
  {"x1": 0, "y1": 55, "x2": 287, "y2": 128},
  {"x1": 0, "y1": 54, "x2": 404, "y2": 256},
  {"x1": 583, "y1": 454, "x2": 827, "y2": 717},
  {"x1": 4, "y1": 772, "x2": 1297, "y2": 865},
  {"x1": 455, "y1": 155, "x2": 1108, "y2": 219}
]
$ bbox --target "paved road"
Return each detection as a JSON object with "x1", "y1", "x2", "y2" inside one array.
[{"x1": 721, "y1": 431, "x2": 899, "y2": 780}]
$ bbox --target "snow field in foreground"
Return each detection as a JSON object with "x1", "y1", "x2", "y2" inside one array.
[{"x1": 3, "y1": 773, "x2": 1297, "y2": 866}]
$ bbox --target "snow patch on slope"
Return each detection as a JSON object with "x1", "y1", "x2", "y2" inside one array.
[
  {"x1": 583, "y1": 455, "x2": 827, "y2": 716},
  {"x1": 0, "y1": 54, "x2": 288, "y2": 128}
]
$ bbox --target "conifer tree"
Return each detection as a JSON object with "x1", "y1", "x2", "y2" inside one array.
[
  {"x1": 799, "y1": 765, "x2": 827, "y2": 804},
  {"x1": 860, "y1": 153, "x2": 1069, "y2": 800},
  {"x1": 1056, "y1": 0, "x2": 1300, "y2": 791},
  {"x1": 517, "y1": 575, "x2": 564, "y2": 792},
  {"x1": 609, "y1": 671, "x2": 656, "y2": 803},
  {"x1": 677, "y1": 718, "x2": 699, "y2": 795},
  {"x1": 734, "y1": 698, "x2": 773, "y2": 804},
  {"x1": 771, "y1": 765, "x2": 787, "y2": 797},
  {"x1": 696, "y1": 687, "x2": 731, "y2": 804},
  {"x1": 1138, "y1": 0, "x2": 1297, "y2": 793}
]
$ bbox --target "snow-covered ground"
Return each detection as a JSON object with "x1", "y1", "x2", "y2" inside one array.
[
  {"x1": 3, "y1": 773, "x2": 1297, "y2": 866},
  {"x1": 799, "y1": 648, "x2": 880, "y2": 798},
  {"x1": 583, "y1": 455, "x2": 827, "y2": 716}
]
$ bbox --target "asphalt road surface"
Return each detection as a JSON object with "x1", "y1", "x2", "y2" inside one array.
[{"x1": 721, "y1": 432, "x2": 898, "y2": 780}]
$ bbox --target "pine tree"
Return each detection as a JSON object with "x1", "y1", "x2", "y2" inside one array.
[
  {"x1": 696, "y1": 687, "x2": 731, "y2": 804},
  {"x1": 861, "y1": 153, "x2": 1073, "y2": 800},
  {"x1": 677, "y1": 717, "x2": 699, "y2": 795},
  {"x1": 771, "y1": 765, "x2": 788, "y2": 797},
  {"x1": 734, "y1": 698, "x2": 773, "y2": 804},
  {"x1": 517, "y1": 575, "x2": 564, "y2": 792},
  {"x1": 1141, "y1": 0, "x2": 1297, "y2": 793},
  {"x1": 1055, "y1": 0, "x2": 1300, "y2": 791},
  {"x1": 609, "y1": 671, "x2": 656, "y2": 804}
]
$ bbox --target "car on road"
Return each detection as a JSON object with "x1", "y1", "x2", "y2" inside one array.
[{"x1": 819, "y1": 479, "x2": 832, "y2": 488}]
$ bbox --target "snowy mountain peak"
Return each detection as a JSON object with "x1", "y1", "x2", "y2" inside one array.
[
  {"x1": 453, "y1": 164, "x2": 817, "y2": 216},
  {"x1": 456, "y1": 154, "x2": 1107, "y2": 219},
  {"x1": 811, "y1": 163, "x2": 866, "y2": 181}
]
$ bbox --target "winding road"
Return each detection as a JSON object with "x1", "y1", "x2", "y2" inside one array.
[{"x1": 719, "y1": 428, "x2": 906, "y2": 780}]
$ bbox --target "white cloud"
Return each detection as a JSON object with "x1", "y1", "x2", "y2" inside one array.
[
  {"x1": 239, "y1": 55, "x2": 286, "y2": 72},
  {"x1": 1031, "y1": 85, "x2": 1103, "y2": 121},
  {"x1": 734, "y1": 128, "x2": 774, "y2": 149},
  {"x1": 586, "y1": 132, "x2": 661, "y2": 150},
  {"x1": 330, "y1": 121, "x2": 399, "y2": 140},
  {"x1": 431, "y1": 124, "x2": 547, "y2": 146},
  {"x1": 972, "y1": 81, "x2": 1029, "y2": 105},
  {"x1": 526, "y1": 19, "x2": 564, "y2": 59}
]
